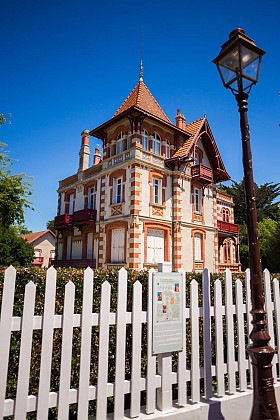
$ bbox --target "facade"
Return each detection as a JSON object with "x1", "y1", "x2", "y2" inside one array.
[
  {"x1": 54, "y1": 76, "x2": 240, "y2": 272},
  {"x1": 22, "y1": 230, "x2": 56, "y2": 268}
]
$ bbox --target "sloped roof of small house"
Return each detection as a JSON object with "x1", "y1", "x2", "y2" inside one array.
[
  {"x1": 22, "y1": 230, "x2": 56, "y2": 243},
  {"x1": 113, "y1": 80, "x2": 172, "y2": 124}
]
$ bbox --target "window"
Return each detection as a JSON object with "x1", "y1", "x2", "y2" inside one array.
[
  {"x1": 142, "y1": 130, "x2": 148, "y2": 151},
  {"x1": 34, "y1": 249, "x2": 41, "y2": 258},
  {"x1": 111, "y1": 228, "x2": 125, "y2": 262},
  {"x1": 194, "y1": 152, "x2": 199, "y2": 165},
  {"x1": 147, "y1": 229, "x2": 164, "y2": 263},
  {"x1": 152, "y1": 177, "x2": 162, "y2": 204},
  {"x1": 152, "y1": 133, "x2": 161, "y2": 155},
  {"x1": 194, "y1": 188, "x2": 202, "y2": 213},
  {"x1": 113, "y1": 177, "x2": 122, "y2": 204},
  {"x1": 222, "y1": 208, "x2": 230, "y2": 222},
  {"x1": 116, "y1": 133, "x2": 123, "y2": 155},
  {"x1": 88, "y1": 187, "x2": 95, "y2": 209},
  {"x1": 194, "y1": 233, "x2": 202, "y2": 261},
  {"x1": 69, "y1": 193, "x2": 75, "y2": 215},
  {"x1": 165, "y1": 141, "x2": 170, "y2": 158}
]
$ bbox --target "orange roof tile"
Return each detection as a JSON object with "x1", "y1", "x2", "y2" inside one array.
[
  {"x1": 22, "y1": 230, "x2": 56, "y2": 243},
  {"x1": 113, "y1": 81, "x2": 172, "y2": 124},
  {"x1": 172, "y1": 118, "x2": 205, "y2": 158}
]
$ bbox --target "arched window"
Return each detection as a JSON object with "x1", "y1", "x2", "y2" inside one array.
[
  {"x1": 116, "y1": 132, "x2": 124, "y2": 155},
  {"x1": 152, "y1": 133, "x2": 161, "y2": 155},
  {"x1": 222, "y1": 208, "x2": 230, "y2": 222},
  {"x1": 142, "y1": 130, "x2": 149, "y2": 151},
  {"x1": 165, "y1": 141, "x2": 170, "y2": 158}
]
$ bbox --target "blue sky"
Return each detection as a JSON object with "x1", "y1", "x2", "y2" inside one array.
[{"x1": 1, "y1": 0, "x2": 279, "y2": 232}]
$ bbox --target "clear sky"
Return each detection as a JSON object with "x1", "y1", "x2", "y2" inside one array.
[{"x1": 1, "y1": 0, "x2": 279, "y2": 232}]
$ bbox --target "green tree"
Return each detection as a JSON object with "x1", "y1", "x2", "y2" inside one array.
[
  {"x1": 0, "y1": 143, "x2": 34, "y2": 266},
  {"x1": 46, "y1": 219, "x2": 55, "y2": 234},
  {"x1": 219, "y1": 180, "x2": 280, "y2": 272}
]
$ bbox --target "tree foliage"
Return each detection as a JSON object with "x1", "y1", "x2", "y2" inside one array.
[
  {"x1": 220, "y1": 179, "x2": 280, "y2": 272},
  {"x1": 46, "y1": 219, "x2": 55, "y2": 234},
  {"x1": 0, "y1": 143, "x2": 34, "y2": 266}
]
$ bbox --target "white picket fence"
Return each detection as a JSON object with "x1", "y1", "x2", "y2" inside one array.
[{"x1": 0, "y1": 266, "x2": 279, "y2": 419}]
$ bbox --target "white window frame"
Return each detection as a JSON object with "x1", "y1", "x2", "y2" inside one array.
[
  {"x1": 113, "y1": 177, "x2": 123, "y2": 204},
  {"x1": 88, "y1": 187, "x2": 95, "y2": 209},
  {"x1": 147, "y1": 229, "x2": 164, "y2": 264},
  {"x1": 152, "y1": 133, "x2": 161, "y2": 155},
  {"x1": 165, "y1": 141, "x2": 170, "y2": 158},
  {"x1": 194, "y1": 233, "x2": 202, "y2": 261},
  {"x1": 152, "y1": 177, "x2": 162, "y2": 205},
  {"x1": 142, "y1": 130, "x2": 149, "y2": 151},
  {"x1": 194, "y1": 188, "x2": 202, "y2": 214},
  {"x1": 69, "y1": 193, "x2": 75, "y2": 215},
  {"x1": 116, "y1": 133, "x2": 123, "y2": 155},
  {"x1": 111, "y1": 228, "x2": 125, "y2": 262}
]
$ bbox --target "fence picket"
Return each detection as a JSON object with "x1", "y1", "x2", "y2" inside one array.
[
  {"x1": 214, "y1": 279, "x2": 225, "y2": 396},
  {"x1": 37, "y1": 267, "x2": 57, "y2": 420},
  {"x1": 202, "y1": 269, "x2": 213, "y2": 399},
  {"x1": 96, "y1": 281, "x2": 111, "y2": 420},
  {"x1": 177, "y1": 269, "x2": 187, "y2": 406},
  {"x1": 190, "y1": 279, "x2": 200, "y2": 402},
  {"x1": 146, "y1": 269, "x2": 157, "y2": 414},
  {"x1": 235, "y1": 279, "x2": 247, "y2": 391},
  {"x1": 57, "y1": 281, "x2": 75, "y2": 420},
  {"x1": 225, "y1": 269, "x2": 236, "y2": 394},
  {"x1": 245, "y1": 269, "x2": 253, "y2": 386},
  {"x1": 264, "y1": 269, "x2": 277, "y2": 382},
  {"x1": 130, "y1": 281, "x2": 142, "y2": 418},
  {"x1": 77, "y1": 267, "x2": 94, "y2": 420},
  {"x1": 114, "y1": 268, "x2": 128, "y2": 419},
  {"x1": 14, "y1": 281, "x2": 36, "y2": 420},
  {"x1": 273, "y1": 278, "x2": 280, "y2": 374},
  {"x1": 0, "y1": 266, "x2": 16, "y2": 419}
]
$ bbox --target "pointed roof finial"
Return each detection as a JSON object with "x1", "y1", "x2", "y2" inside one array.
[{"x1": 139, "y1": 59, "x2": 144, "y2": 82}]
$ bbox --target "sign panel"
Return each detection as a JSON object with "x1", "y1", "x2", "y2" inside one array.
[{"x1": 152, "y1": 272, "x2": 184, "y2": 354}]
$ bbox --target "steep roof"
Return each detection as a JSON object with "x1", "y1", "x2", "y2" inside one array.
[
  {"x1": 172, "y1": 118, "x2": 206, "y2": 158},
  {"x1": 113, "y1": 81, "x2": 172, "y2": 124},
  {"x1": 22, "y1": 230, "x2": 56, "y2": 243}
]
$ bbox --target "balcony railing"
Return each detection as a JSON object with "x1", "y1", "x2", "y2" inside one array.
[
  {"x1": 73, "y1": 209, "x2": 97, "y2": 225},
  {"x1": 54, "y1": 213, "x2": 73, "y2": 230},
  {"x1": 217, "y1": 220, "x2": 239, "y2": 234},
  {"x1": 51, "y1": 259, "x2": 96, "y2": 269},
  {"x1": 191, "y1": 164, "x2": 213, "y2": 184},
  {"x1": 32, "y1": 257, "x2": 44, "y2": 265},
  {"x1": 218, "y1": 263, "x2": 242, "y2": 273}
]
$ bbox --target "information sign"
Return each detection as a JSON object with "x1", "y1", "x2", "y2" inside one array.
[{"x1": 152, "y1": 272, "x2": 184, "y2": 354}]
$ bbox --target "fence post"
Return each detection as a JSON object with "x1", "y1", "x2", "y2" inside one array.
[{"x1": 156, "y1": 263, "x2": 173, "y2": 414}]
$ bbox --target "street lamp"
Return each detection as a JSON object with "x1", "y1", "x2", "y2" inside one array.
[{"x1": 213, "y1": 29, "x2": 279, "y2": 419}]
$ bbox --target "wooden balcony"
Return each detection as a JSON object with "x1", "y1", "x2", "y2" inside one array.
[
  {"x1": 73, "y1": 209, "x2": 97, "y2": 226},
  {"x1": 51, "y1": 259, "x2": 96, "y2": 269},
  {"x1": 217, "y1": 220, "x2": 239, "y2": 234},
  {"x1": 54, "y1": 214, "x2": 72, "y2": 230},
  {"x1": 32, "y1": 257, "x2": 44, "y2": 265},
  {"x1": 218, "y1": 263, "x2": 242, "y2": 273},
  {"x1": 191, "y1": 164, "x2": 213, "y2": 184}
]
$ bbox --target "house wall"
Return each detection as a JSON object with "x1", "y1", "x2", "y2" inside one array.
[{"x1": 33, "y1": 233, "x2": 55, "y2": 267}]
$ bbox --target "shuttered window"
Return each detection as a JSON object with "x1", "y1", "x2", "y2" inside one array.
[
  {"x1": 194, "y1": 233, "x2": 202, "y2": 261},
  {"x1": 147, "y1": 229, "x2": 164, "y2": 263},
  {"x1": 111, "y1": 228, "x2": 125, "y2": 262}
]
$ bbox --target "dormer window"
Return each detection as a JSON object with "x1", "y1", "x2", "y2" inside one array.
[
  {"x1": 142, "y1": 130, "x2": 149, "y2": 151},
  {"x1": 116, "y1": 133, "x2": 124, "y2": 155},
  {"x1": 152, "y1": 133, "x2": 161, "y2": 155}
]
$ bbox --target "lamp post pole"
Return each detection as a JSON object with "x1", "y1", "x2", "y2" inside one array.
[
  {"x1": 237, "y1": 90, "x2": 279, "y2": 419},
  {"x1": 213, "y1": 29, "x2": 279, "y2": 419}
]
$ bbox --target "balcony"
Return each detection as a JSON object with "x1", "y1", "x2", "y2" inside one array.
[
  {"x1": 73, "y1": 209, "x2": 97, "y2": 226},
  {"x1": 51, "y1": 259, "x2": 96, "y2": 269},
  {"x1": 32, "y1": 257, "x2": 44, "y2": 265},
  {"x1": 54, "y1": 213, "x2": 73, "y2": 230},
  {"x1": 218, "y1": 263, "x2": 242, "y2": 273},
  {"x1": 191, "y1": 164, "x2": 213, "y2": 184},
  {"x1": 217, "y1": 220, "x2": 239, "y2": 234}
]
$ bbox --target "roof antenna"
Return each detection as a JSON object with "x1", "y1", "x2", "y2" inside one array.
[{"x1": 139, "y1": 25, "x2": 144, "y2": 82}]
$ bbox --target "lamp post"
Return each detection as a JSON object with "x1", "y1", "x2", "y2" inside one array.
[{"x1": 213, "y1": 29, "x2": 279, "y2": 419}]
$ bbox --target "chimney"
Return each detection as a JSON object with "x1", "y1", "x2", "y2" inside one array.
[
  {"x1": 79, "y1": 130, "x2": 90, "y2": 171},
  {"x1": 93, "y1": 148, "x2": 101, "y2": 165},
  {"x1": 175, "y1": 109, "x2": 186, "y2": 130}
]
